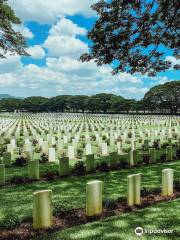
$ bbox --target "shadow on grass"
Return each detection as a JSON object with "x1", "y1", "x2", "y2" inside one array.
[
  {"x1": 0, "y1": 161, "x2": 180, "y2": 223},
  {"x1": 36, "y1": 199, "x2": 180, "y2": 240}
]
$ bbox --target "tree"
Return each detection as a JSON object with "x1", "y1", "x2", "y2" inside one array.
[
  {"x1": 0, "y1": 0, "x2": 28, "y2": 58},
  {"x1": 87, "y1": 93, "x2": 118, "y2": 113},
  {"x1": 0, "y1": 98, "x2": 22, "y2": 111},
  {"x1": 21, "y1": 97, "x2": 50, "y2": 112},
  {"x1": 49, "y1": 96, "x2": 71, "y2": 112},
  {"x1": 143, "y1": 81, "x2": 180, "y2": 114},
  {"x1": 80, "y1": 0, "x2": 180, "y2": 76},
  {"x1": 67, "y1": 96, "x2": 89, "y2": 112}
]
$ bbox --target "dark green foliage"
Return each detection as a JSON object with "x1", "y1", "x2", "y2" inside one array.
[
  {"x1": 141, "y1": 187, "x2": 151, "y2": 197},
  {"x1": 153, "y1": 140, "x2": 160, "y2": 150},
  {"x1": 119, "y1": 159, "x2": 128, "y2": 168},
  {"x1": 80, "y1": 0, "x2": 180, "y2": 76},
  {"x1": 32, "y1": 139, "x2": 38, "y2": 146},
  {"x1": 0, "y1": 145, "x2": 7, "y2": 157},
  {"x1": 13, "y1": 156, "x2": 27, "y2": 166},
  {"x1": 103, "y1": 199, "x2": 118, "y2": 210},
  {"x1": 159, "y1": 154, "x2": 167, "y2": 162},
  {"x1": 142, "y1": 154, "x2": 150, "y2": 164},
  {"x1": 40, "y1": 153, "x2": 48, "y2": 163},
  {"x1": 176, "y1": 149, "x2": 180, "y2": 159},
  {"x1": 0, "y1": 210, "x2": 20, "y2": 229},
  {"x1": 0, "y1": 81, "x2": 179, "y2": 114},
  {"x1": 0, "y1": 0, "x2": 28, "y2": 58},
  {"x1": 144, "y1": 81, "x2": 180, "y2": 114},
  {"x1": 174, "y1": 178, "x2": 180, "y2": 190},
  {"x1": 43, "y1": 170, "x2": 59, "y2": 181},
  {"x1": 77, "y1": 148, "x2": 84, "y2": 159},
  {"x1": 53, "y1": 203, "x2": 76, "y2": 218},
  {"x1": 10, "y1": 175, "x2": 30, "y2": 185},
  {"x1": 98, "y1": 161, "x2": 109, "y2": 172},
  {"x1": 73, "y1": 161, "x2": 86, "y2": 176}
]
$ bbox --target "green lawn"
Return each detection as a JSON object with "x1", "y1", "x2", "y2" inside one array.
[
  {"x1": 0, "y1": 161, "x2": 180, "y2": 223},
  {"x1": 36, "y1": 198, "x2": 180, "y2": 240}
]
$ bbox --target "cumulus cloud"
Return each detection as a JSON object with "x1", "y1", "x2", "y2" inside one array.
[
  {"x1": 0, "y1": 53, "x2": 146, "y2": 98},
  {"x1": 12, "y1": 24, "x2": 34, "y2": 39},
  {"x1": 165, "y1": 56, "x2": 180, "y2": 69},
  {"x1": 43, "y1": 35, "x2": 88, "y2": 58},
  {"x1": 49, "y1": 18, "x2": 87, "y2": 37},
  {"x1": 27, "y1": 45, "x2": 45, "y2": 59},
  {"x1": 0, "y1": 54, "x2": 22, "y2": 74},
  {"x1": 8, "y1": 0, "x2": 98, "y2": 24}
]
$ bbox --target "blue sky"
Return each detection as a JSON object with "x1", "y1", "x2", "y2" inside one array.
[{"x1": 0, "y1": 0, "x2": 179, "y2": 99}]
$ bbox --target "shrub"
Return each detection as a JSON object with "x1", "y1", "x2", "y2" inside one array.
[
  {"x1": 34, "y1": 146, "x2": 41, "y2": 153},
  {"x1": 98, "y1": 161, "x2": 109, "y2": 172},
  {"x1": 53, "y1": 203, "x2": 75, "y2": 218},
  {"x1": 32, "y1": 139, "x2": 38, "y2": 146},
  {"x1": 174, "y1": 178, "x2": 180, "y2": 191},
  {"x1": 77, "y1": 148, "x2": 83, "y2": 159},
  {"x1": 91, "y1": 135, "x2": 96, "y2": 141},
  {"x1": 73, "y1": 161, "x2": 86, "y2": 176},
  {"x1": 103, "y1": 199, "x2": 118, "y2": 210},
  {"x1": 161, "y1": 143, "x2": 170, "y2": 149},
  {"x1": 141, "y1": 187, "x2": 151, "y2": 197},
  {"x1": 43, "y1": 170, "x2": 59, "y2": 181},
  {"x1": 119, "y1": 159, "x2": 128, "y2": 168},
  {"x1": 176, "y1": 149, "x2": 180, "y2": 159},
  {"x1": 40, "y1": 153, "x2": 48, "y2": 163},
  {"x1": 142, "y1": 155, "x2": 150, "y2": 164},
  {"x1": 159, "y1": 154, "x2": 167, "y2": 162},
  {"x1": 0, "y1": 210, "x2": 20, "y2": 230},
  {"x1": 102, "y1": 135, "x2": 106, "y2": 141},
  {"x1": 10, "y1": 175, "x2": 30, "y2": 185},
  {"x1": 13, "y1": 156, "x2": 27, "y2": 166},
  {"x1": 4, "y1": 138, "x2": 10, "y2": 144},
  {"x1": 153, "y1": 140, "x2": 160, "y2": 150},
  {"x1": 0, "y1": 145, "x2": 7, "y2": 157}
]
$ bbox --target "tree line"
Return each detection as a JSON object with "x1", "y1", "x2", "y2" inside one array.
[{"x1": 0, "y1": 81, "x2": 179, "y2": 114}]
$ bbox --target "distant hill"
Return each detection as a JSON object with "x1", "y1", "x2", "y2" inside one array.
[{"x1": 0, "y1": 94, "x2": 23, "y2": 99}]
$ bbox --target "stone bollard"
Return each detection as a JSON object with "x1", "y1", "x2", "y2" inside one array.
[
  {"x1": 109, "y1": 152, "x2": 118, "y2": 168},
  {"x1": 0, "y1": 164, "x2": 5, "y2": 185},
  {"x1": 86, "y1": 154, "x2": 95, "y2": 172},
  {"x1": 162, "y1": 169, "x2": 174, "y2": 196},
  {"x1": 149, "y1": 148, "x2": 156, "y2": 163},
  {"x1": 28, "y1": 160, "x2": 39, "y2": 180},
  {"x1": 48, "y1": 148, "x2": 56, "y2": 162},
  {"x1": 144, "y1": 139, "x2": 149, "y2": 151},
  {"x1": 59, "y1": 157, "x2": 69, "y2": 177},
  {"x1": 3, "y1": 152, "x2": 11, "y2": 167},
  {"x1": 166, "y1": 146, "x2": 173, "y2": 161},
  {"x1": 86, "y1": 180, "x2": 103, "y2": 217},
  {"x1": 129, "y1": 150, "x2": 138, "y2": 167},
  {"x1": 33, "y1": 190, "x2": 53, "y2": 229},
  {"x1": 127, "y1": 173, "x2": 141, "y2": 206}
]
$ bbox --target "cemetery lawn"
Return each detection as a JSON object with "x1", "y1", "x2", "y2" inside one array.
[
  {"x1": 36, "y1": 198, "x2": 180, "y2": 240},
  {"x1": 0, "y1": 161, "x2": 180, "y2": 224}
]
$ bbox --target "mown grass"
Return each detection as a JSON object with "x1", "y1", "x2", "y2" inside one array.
[
  {"x1": 36, "y1": 198, "x2": 180, "y2": 240},
  {"x1": 0, "y1": 161, "x2": 180, "y2": 223}
]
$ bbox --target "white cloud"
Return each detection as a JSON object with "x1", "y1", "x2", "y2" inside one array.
[
  {"x1": 8, "y1": 0, "x2": 98, "y2": 24},
  {"x1": 50, "y1": 18, "x2": 87, "y2": 37},
  {"x1": 43, "y1": 36, "x2": 88, "y2": 58},
  {"x1": 13, "y1": 24, "x2": 34, "y2": 39},
  {"x1": 0, "y1": 53, "x2": 146, "y2": 98},
  {"x1": 27, "y1": 45, "x2": 45, "y2": 59},
  {"x1": 0, "y1": 54, "x2": 22, "y2": 74},
  {"x1": 165, "y1": 56, "x2": 180, "y2": 69}
]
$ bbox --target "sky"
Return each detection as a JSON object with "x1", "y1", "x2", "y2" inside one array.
[{"x1": 0, "y1": 0, "x2": 179, "y2": 100}]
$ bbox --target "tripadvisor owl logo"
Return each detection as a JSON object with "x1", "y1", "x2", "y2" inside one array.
[{"x1": 135, "y1": 227, "x2": 144, "y2": 236}]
